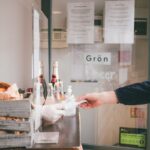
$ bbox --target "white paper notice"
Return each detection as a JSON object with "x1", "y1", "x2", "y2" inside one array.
[
  {"x1": 67, "y1": 1, "x2": 94, "y2": 44},
  {"x1": 104, "y1": 0, "x2": 135, "y2": 44}
]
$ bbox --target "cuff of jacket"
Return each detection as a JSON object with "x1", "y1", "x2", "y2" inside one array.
[{"x1": 115, "y1": 88, "x2": 128, "y2": 105}]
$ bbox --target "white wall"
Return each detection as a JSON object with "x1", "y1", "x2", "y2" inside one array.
[{"x1": 0, "y1": 0, "x2": 36, "y2": 88}]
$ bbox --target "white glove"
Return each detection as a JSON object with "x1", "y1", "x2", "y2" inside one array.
[{"x1": 41, "y1": 104, "x2": 65, "y2": 124}]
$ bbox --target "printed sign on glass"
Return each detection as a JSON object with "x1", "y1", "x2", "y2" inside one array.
[
  {"x1": 104, "y1": 0, "x2": 135, "y2": 44},
  {"x1": 67, "y1": 1, "x2": 94, "y2": 44}
]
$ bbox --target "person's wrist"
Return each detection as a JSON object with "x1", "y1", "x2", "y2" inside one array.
[{"x1": 99, "y1": 91, "x2": 118, "y2": 104}]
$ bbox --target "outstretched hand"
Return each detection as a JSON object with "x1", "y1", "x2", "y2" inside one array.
[
  {"x1": 78, "y1": 93, "x2": 103, "y2": 108},
  {"x1": 77, "y1": 91, "x2": 118, "y2": 108}
]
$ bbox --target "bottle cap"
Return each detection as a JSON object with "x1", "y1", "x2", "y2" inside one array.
[{"x1": 54, "y1": 61, "x2": 58, "y2": 67}]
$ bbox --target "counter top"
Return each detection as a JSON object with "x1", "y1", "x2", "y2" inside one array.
[{"x1": 29, "y1": 110, "x2": 80, "y2": 150}]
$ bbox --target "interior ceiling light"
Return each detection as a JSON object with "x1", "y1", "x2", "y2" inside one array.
[{"x1": 52, "y1": 11, "x2": 62, "y2": 15}]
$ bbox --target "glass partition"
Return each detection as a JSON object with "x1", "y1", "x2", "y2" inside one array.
[{"x1": 51, "y1": 0, "x2": 149, "y2": 149}]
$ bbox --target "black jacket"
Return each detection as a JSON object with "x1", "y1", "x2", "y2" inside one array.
[{"x1": 115, "y1": 81, "x2": 150, "y2": 105}]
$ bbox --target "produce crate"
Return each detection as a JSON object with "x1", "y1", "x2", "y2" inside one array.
[{"x1": 0, "y1": 99, "x2": 32, "y2": 149}]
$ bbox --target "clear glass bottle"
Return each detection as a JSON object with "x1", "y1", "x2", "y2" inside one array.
[
  {"x1": 54, "y1": 81, "x2": 60, "y2": 101},
  {"x1": 33, "y1": 82, "x2": 41, "y2": 105},
  {"x1": 38, "y1": 61, "x2": 47, "y2": 103},
  {"x1": 40, "y1": 83, "x2": 45, "y2": 105},
  {"x1": 64, "y1": 85, "x2": 76, "y2": 116},
  {"x1": 46, "y1": 83, "x2": 55, "y2": 104},
  {"x1": 59, "y1": 81, "x2": 65, "y2": 100}
]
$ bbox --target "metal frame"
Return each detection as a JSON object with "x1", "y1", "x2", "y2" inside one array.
[
  {"x1": 41, "y1": 0, "x2": 52, "y2": 82},
  {"x1": 146, "y1": 0, "x2": 150, "y2": 149},
  {"x1": 82, "y1": 144, "x2": 143, "y2": 150}
]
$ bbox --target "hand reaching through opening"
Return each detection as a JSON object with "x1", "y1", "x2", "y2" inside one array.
[{"x1": 77, "y1": 91, "x2": 118, "y2": 108}]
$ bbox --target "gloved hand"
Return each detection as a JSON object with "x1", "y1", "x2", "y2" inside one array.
[{"x1": 41, "y1": 103, "x2": 65, "y2": 124}]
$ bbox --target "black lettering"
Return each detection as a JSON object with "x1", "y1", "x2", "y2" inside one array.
[
  {"x1": 103, "y1": 57, "x2": 108, "y2": 62},
  {"x1": 97, "y1": 56, "x2": 102, "y2": 62},
  {"x1": 93, "y1": 57, "x2": 96, "y2": 61},
  {"x1": 86, "y1": 55, "x2": 92, "y2": 62}
]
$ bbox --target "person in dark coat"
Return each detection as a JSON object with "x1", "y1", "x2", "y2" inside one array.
[{"x1": 78, "y1": 81, "x2": 150, "y2": 108}]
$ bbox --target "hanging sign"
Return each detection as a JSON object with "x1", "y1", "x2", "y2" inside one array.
[
  {"x1": 67, "y1": 1, "x2": 94, "y2": 44},
  {"x1": 104, "y1": 0, "x2": 135, "y2": 44}
]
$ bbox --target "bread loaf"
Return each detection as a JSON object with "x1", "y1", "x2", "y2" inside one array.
[
  {"x1": 0, "y1": 88, "x2": 6, "y2": 92},
  {"x1": 0, "y1": 82, "x2": 11, "y2": 92},
  {"x1": 0, "y1": 93, "x2": 13, "y2": 100}
]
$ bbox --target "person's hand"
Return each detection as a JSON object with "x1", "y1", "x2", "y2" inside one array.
[
  {"x1": 41, "y1": 104, "x2": 65, "y2": 124},
  {"x1": 77, "y1": 93, "x2": 103, "y2": 108},
  {"x1": 77, "y1": 91, "x2": 118, "y2": 108}
]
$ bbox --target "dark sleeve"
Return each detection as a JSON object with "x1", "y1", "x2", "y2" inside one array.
[{"x1": 115, "y1": 81, "x2": 150, "y2": 105}]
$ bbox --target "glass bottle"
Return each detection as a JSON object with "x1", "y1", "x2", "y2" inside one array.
[
  {"x1": 40, "y1": 83, "x2": 45, "y2": 105},
  {"x1": 51, "y1": 61, "x2": 59, "y2": 87},
  {"x1": 33, "y1": 81, "x2": 41, "y2": 106},
  {"x1": 59, "y1": 81, "x2": 65, "y2": 100},
  {"x1": 46, "y1": 83, "x2": 55, "y2": 104},
  {"x1": 38, "y1": 61, "x2": 47, "y2": 103},
  {"x1": 64, "y1": 85, "x2": 76, "y2": 116},
  {"x1": 54, "y1": 82, "x2": 60, "y2": 101}
]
